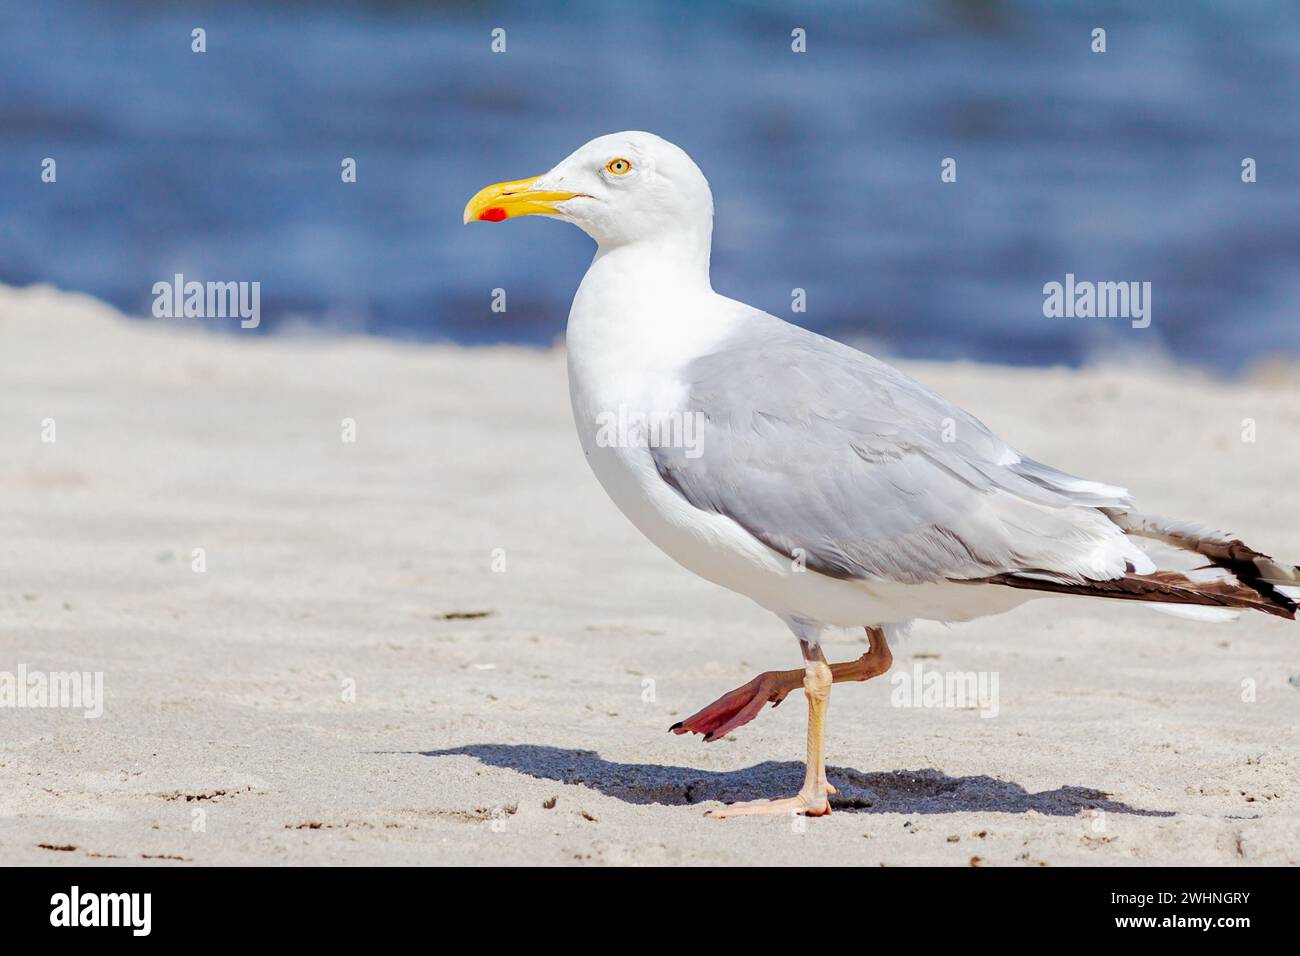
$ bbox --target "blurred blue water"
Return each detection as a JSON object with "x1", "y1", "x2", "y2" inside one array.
[{"x1": 1, "y1": 0, "x2": 1297, "y2": 371}]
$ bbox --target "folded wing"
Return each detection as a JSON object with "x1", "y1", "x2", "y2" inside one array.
[{"x1": 651, "y1": 311, "x2": 1147, "y2": 586}]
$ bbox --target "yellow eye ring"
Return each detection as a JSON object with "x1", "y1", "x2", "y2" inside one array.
[{"x1": 605, "y1": 157, "x2": 633, "y2": 175}]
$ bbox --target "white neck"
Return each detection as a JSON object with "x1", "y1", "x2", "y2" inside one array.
[
  {"x1": 590, "y1": 227, "x2": 713, "y2": 294},
  {"x1": 565, "y1": 224, "x2": 741, "y2": 412}
]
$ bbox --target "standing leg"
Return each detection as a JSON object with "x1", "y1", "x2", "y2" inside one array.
[{"x1": 705, "y1": 641, "x2": 835, "y2": 818}]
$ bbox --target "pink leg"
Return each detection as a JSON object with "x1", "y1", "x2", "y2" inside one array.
[
  {"x1": 670, "y1": 625, "x2": 894, "y2": 741},
  {"x1": 669, "y1": 669, "x2": 803, "y2": 741}
]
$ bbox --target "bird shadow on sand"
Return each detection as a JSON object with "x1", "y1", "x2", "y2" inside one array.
[{"x1": 415, "y1": 743, "x2": 1173, "y2": 817}]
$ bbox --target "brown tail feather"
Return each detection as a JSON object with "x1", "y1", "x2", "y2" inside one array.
[
  {"x1": 976, "y1": 569, "x2": 1296, "y2": 620},
  {"x1": 1101, "y1": 510, "x2": 1300, "y2": 618}
]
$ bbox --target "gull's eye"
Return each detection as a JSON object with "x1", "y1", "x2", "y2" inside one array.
[{"x1": 605, "y1": 157, "x2": 633, "y2": 176}]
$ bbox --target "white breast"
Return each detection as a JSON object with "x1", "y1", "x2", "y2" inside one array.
[{"x1": 565, "y1": 252, "x2": 748, "y2": 581}]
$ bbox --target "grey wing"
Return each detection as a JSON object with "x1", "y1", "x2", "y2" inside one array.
[{"x1": 651, "y1": 314, "x2": 1136, "y2": 585}]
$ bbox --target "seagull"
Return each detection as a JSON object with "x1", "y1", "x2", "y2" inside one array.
[{"x1": 464, "y1": 131, "x2": 1299, "y2": 818}]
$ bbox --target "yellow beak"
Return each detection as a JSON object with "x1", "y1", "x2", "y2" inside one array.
[{"x1": 462, "y1": 175, "x2": 583, "y2": 224}]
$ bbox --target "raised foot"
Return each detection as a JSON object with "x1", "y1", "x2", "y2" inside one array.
[
  {"x1": 705, "y1": 788, "x2": 833, "y2": 819},
  {"x1": 669, "y1": 670, "x2": 800, "y2": 741}
]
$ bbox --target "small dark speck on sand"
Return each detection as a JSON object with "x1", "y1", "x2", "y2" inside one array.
[{"x1": 437, "y1": 611, "x2": 495, "y2": 620}]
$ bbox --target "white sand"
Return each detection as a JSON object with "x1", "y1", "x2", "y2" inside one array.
[{"x1": 2, "y1": 283, "x2": 1298, "y2": 866}]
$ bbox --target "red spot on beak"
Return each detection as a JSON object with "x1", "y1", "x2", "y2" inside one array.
[{"x1": 480, "y1": 207, "x2": 508, "y2": 222}]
